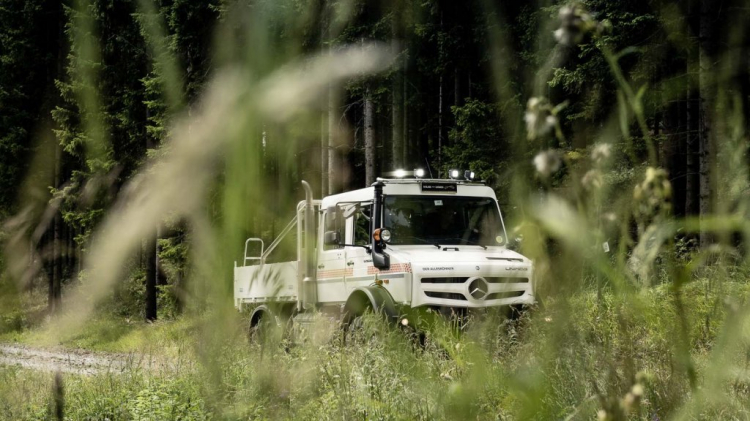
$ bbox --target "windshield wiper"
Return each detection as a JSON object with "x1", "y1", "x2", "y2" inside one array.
[
  {"x1": 441, "y1": 237, "x2": 488, "y2": 250},
  {"x1": 391, "y1": 235, "x2": 441, "y2": 248}
]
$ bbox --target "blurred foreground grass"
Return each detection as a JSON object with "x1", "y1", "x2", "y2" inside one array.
[{"x1": 2, "y1": 272, "x2": 750, "y2": 420}]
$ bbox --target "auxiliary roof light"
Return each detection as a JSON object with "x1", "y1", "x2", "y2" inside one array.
[
  {"x1": 414, "y1": 168, "x2": 426, "y2": 178},
  {"x1": 464, "y1": 170, "x2": 476, "y2": 180},
  {"x1": 449, "y1": 169, "x2": 461, "y2": 179},
  {"x1": 394, "y1": 169, "x2": 407, "y2": 178}
]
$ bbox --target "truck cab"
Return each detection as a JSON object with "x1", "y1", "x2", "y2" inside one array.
[{"x1": 234, "y1": 174, "x2": 534, "y2": 329}]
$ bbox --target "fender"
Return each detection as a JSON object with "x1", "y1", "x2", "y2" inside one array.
[{"x1": 344, "y1": 285, "x2": 399, "y2": 324}]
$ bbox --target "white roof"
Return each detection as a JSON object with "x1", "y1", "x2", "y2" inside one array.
[{"x1": 320, "y1": 178, "x2": 497, "y2": 208}]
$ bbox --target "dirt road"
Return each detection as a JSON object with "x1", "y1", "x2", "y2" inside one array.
[{"x1": 0, "y1": 344, "x2": 170, "y2": 375}]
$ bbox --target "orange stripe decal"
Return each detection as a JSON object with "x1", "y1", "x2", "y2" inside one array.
[
  {"x1": 317, "y1": 268, "x2": 353, "y2": 279},
  {"x1": 367, "y1": 263, "x2": 412, "y2": 275}
]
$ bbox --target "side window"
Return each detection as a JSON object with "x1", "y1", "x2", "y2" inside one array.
[
  {"x1": 323, "y1": 207, "x2": 343, "y2": 251},
  {"x1": 354, "y1": 205, "x2": 371, "y2": 246}
]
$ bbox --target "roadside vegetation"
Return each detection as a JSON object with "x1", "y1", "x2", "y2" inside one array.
[{"x1": 2, "y1": 271, "x2": 750, "y2": 419}]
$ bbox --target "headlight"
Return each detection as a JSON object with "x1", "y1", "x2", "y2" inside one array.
[{"x1": 373, "y1": 228, "x2": 392, "y2": 243}]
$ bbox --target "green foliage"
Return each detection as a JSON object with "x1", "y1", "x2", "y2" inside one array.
[
  {"x1": 111, "y1": 267, "x2": 147, "y2": 319},
  {"x1": 51, "y1": 0, "x2": 150, "y2": 249},
  {"x1": 444, "y1": 99, "x2": 507, "y2": 186},
  {"x1": 128, "y1": 379, "x2": 207, "y2": 420},
  {"x1": 548, "y1": 1, "x2": 659, "y2": 124},
  {"x1": 0, "y1": 0, "x2": 57, "y2": 212},
  {"x1": 2, "y1": 277, "x2": 750, "y2": 420}
]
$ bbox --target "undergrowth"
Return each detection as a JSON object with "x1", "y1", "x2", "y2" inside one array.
[{"x1": 1, "y1": 275, "x2": 749, "y2": 420}]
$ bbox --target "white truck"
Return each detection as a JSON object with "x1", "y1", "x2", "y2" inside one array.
[{"x1": 234, "y1": 172, "x2": 534, "y2": 332}]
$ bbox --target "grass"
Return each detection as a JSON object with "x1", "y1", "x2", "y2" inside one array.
[
  {"x1": 1, "y1": 312, "x2": 198, "y2": 356},
  {"x1": 2, "y1": 274, "x2": 749, "y2": 420}
]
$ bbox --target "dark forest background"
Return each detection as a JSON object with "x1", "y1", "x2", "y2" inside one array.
[{"x1": 1, "y1": 0, "x2": 749, "y2": 320}]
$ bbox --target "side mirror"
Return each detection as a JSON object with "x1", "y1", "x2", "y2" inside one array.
[
  {"x1": 324, "y1": 230, "x2": 341, "y2": 245},
  {"x1": 372, "y1": 248, "x2": 390, "y2": 269}
]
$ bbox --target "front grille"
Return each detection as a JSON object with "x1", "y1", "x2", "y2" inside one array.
[
  {"x1": 486, "y1": 291, "x2": 525, "y2": 300},
  {"x1": 485, "y1": 277, "x2": 528, "y2": 284},
  {"x1": 421, "y1": 277, "x2": 467, "y2": 284},
  {"x1": 424, "y1": 291, "x2": 468, "y2": 301}
]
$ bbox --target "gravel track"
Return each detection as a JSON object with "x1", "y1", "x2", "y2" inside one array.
[{"x1": 0, "y1": 344, "x2": 173, "y2": 375}]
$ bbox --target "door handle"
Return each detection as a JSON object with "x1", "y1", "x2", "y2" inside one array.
[
  {"x1": 347, "y1": 261, "x2": 354, "y2": 266},
  {"x1": 318, "y1": 264, "x2": 325, "y2": 269}
]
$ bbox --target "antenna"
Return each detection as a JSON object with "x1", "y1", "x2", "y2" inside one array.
[{"x1": 424, "y1": 158, "x2": 434, "y2": 178}]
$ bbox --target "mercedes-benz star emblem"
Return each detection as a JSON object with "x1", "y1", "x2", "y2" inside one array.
[{"x1": 468, "y1": 277, "x2": 489, "y2": 300}]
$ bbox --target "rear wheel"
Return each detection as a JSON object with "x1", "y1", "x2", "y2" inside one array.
[
  {"x1": 248, "y1": 304, "x2": 294, "y2": 345},
  {"x1": 248, "y1": 309, "x2": 272, "y2": 343}
]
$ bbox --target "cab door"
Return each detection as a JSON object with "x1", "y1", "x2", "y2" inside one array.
[
  {"x1": 344, "y1": 204, "x2": 373, "y2": 291},
  {"x1": 316, "y1": 206, "x2": 348, "y2": 303}
]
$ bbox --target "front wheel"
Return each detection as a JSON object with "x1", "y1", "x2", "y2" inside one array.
[{"x1": 342, "y1": 298, "x2": 375, "y2": 344}]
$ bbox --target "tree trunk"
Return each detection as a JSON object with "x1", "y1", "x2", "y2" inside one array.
[
  {"x1": 674, "y1": 93, "x2": 687, "y2": 217},
  {"x1": 49, "y1": 143, "x2": 61, "y2": 313},
  {"x1": 321, "y1": 106, "x2": 328, "y2": 197},
  {"x1": 454, "y1": 66, "x2": 463, "y2": 108},
  {"x1": 321, "y1": 12, "x2": 330, "y2": 197},
  {"x1": 76, "y1": 227, "x2": 82, "y2": 275},
  {"x1": 364, "y1": 90, "x2": 375, "y2": 186},
  {"x1": 67, "y1": 220, "x2": 73, "y2": 271},
  {"x1": 47, "y1": 1, "x2": 65, "y2": 314},
  {"x1": 174, "y1": 268, "x2": 184, "y2": 313},
  {"x1": 403, "y1": 50, "x2": 410, "y2": 167},
  {"x1": 391, "y1": 71, "x2": 403, "y2": 170},
  {"x1": 156, "y1": 226, "x2": 166, "y2": 286},
  {"x1": 145, "y1": 231, "x2": 157, "y2": 321},
  {"x1": 328, "y1": 86, "x2": 337, "y2": 194},
  {"x1": 437, "y1": 9, "x2": 444, "y2": 175},
  {"x1": 664, "y1": 99, "x2": 683, "y2": 215},
  {"x1": 145, "y1": 110, "x2": 158, "y2": 321},
  {"x1": 391, "y1": 20, "x2": 404, "y2": 170},
  {"x1": 685, "y1": 55, "x2": 699, "y2": 216},
  {"x1": 698, "y1": 0, "x2": 713, "y2": 248},
  {"x1": 438, "y1": 74, "x2": 443, "y2": 173}
]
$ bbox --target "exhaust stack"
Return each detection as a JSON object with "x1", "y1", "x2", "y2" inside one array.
[{"x1": 300, "y1": 181, "x2": 317, "y2": 309}]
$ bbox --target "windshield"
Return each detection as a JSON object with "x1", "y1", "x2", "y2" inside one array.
[{"x1": 383, "y1": 195, "x2": 506, "y2": 246}]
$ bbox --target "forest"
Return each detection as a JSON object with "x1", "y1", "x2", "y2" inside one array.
[{"x1": 1, "y1": 0, "x2": 750, "y2": 419}]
